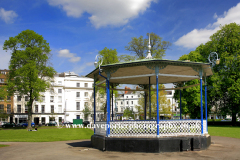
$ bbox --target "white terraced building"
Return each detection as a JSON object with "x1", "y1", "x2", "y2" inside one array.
[
  {"x1": 115, "y1": 88, "x2": 179, "y2": 120},
  {"x1": 13, "y1": 72, "x2": 94, "y2": 125}
]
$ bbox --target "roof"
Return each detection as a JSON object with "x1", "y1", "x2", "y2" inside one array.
[{"x1": 86, "y1": 58, "x2": 213, "y2": 85}]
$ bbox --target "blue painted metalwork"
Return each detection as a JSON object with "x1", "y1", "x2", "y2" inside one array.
[
  {"x1": 149, "y1": 77, "x2": 151, "y2": 119},
  {"x1": 112, "y1": 83, "x2": 114, "y2": 121},
  {"x1": 107, "y1": 78, "x2": 110, "y2": 136},
  {"x1": 94, "y1": 80, "x2": 96, "y2": 134},
  {"x1": 205, "y1": 76, "x2": 208, "y2": 132},
  {"x1": 144, "y1": 92, "x2": 147, "y2": 120},
  {"x1": 98, "y1": 70, "x2": 111, "y2": 137},
  {"x1": 200, "y1": 77, "x2": 203, "y2": 135},
  {"x1": 155, "y1": 66, "x2": 159, "y2": 137},
  {"x1": 180, "y1": 89, "x2": 182, "y2": 120}
]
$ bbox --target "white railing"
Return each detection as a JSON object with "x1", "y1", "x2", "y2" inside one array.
[
  {"x1": 95, "y1": 121, "x2": 106, "y2": 136},
  {"x1": 99, "y1": 120, "x2": 207, "y2": 137}
]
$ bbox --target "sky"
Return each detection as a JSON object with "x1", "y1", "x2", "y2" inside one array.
[{"x1": 1, "y1": 0, "x2": 240, "y2": 79}]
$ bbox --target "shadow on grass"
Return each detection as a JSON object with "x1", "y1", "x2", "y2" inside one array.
[{"x1": 66, "y1": 141, "x2": 92, "y2": 148}]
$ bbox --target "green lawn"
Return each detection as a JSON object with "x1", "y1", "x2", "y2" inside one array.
[
  {"x1": 0, "y1": 128, "x2": 93, "y2": 142},
  {"x1": 208, "y1": 126, "x2": 240, "y2": 139},
  {"x1": 0, "y1": 144, "x2": 9, "y2": 148}
]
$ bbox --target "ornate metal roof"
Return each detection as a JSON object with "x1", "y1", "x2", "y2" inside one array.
[{"x1": 86, "y1": 58, "x2": 213, "y2": 85}]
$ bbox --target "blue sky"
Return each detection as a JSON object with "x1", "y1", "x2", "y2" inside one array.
[{"x1": 1, "y1": 0, "x2": 240, "y2": 77}]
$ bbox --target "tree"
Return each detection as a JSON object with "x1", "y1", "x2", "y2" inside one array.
[
  {"x1": 174, "y1": 23, "x2": 240, "y2": 124},
  {"x1": 125, "y1": 32, "x2": 171, "y2": 59},
  {"x1": 173, "y1": 50, "x2": 206, "y2": 119},
  {"x1": 96, "y1": 47, "x2": 119, "y2": 121},
  {"x1": 199, "y1": 23, "x2": 240, "y2": 125},
  {"x1": 123, "y1": 107, "x2": 134, "y2": 119},
  {"x1": 135, "y1": 84, "x2": 172, "y2": 120},
  {"x1": 3, "y1": 29, "x2": 56, "y2": 128}
]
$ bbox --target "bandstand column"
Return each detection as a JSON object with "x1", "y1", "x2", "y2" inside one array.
[
  {"x1": 205, "y1": 76, "x2": 208, "y2": 133},
  {"x1": 93, "y1": 77, "x2": 96, "y2": 134},
  {"x1": 112, "y1": 83, "x2": 114, "y2": 121},
  {"x1": 200, "y1": 71, "x2": 203, "y2": 135},
  {"x1": 155, "y1": 67, "x2": 159, "y2": 137},
  {"x1": 106, "y1": 76, "x2": 111, "y2": 136},
  {"x1": 149, "y1": 77, "x2": 151, "y2": 119},
  {"x1": 180, "y1": 89, "x2": 182, "y2": 120}
]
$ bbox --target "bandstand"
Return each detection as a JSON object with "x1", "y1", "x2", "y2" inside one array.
[{"x1": 86, "y1": 56, "x2": 213, "y2": 152}]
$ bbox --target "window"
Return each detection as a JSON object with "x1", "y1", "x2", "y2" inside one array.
[
  {"x1": 58, "y1": 96, "x2": 62, "y2": 103},
  {"x1": 0, "y1": 104, "x2": 4, "y2": 110},
  {"x1": 58, "y1": 105, "x2": 62, "y2": 113},
  {"x1": 25, "y1": 106, "x2": 28, "y2": 113},
  {"x1": 76, "y1": 83, "x2": 80, "y2": 87},
  {"x1": 0, "y1": 97, "x2": 3, "y2": 101},
  {"x1": 41, "y1": 117, "x2": 45, "y2": 125},
  {"x1": 17, "y1": 105, "x2": 21, "y2": 113},
  {"x1": 76, "y1": 115, "x2": 80, "y2": 119},
  {"x1": 84, "y1": 92, "x2": 88, "y2": 97},
  {"x1": 131, "y1": 101, "x2": 133, "y2": 104},
  {"x1": 17, "y1": 96, "x2": 21, "y2": 101},
  {"x1": 25, "y1": 96, "x2": 29, "y2": 101},
  {"x1": 41, "y1": 105, "x2": 45, "y2": 113},
  {"x1": 121, "y1": 108, "x2": 123, "y2": 112},
  {"x1": 84, "y1": 83, "x2": 88, "y2": 87},
  {"x1": 7, "y1": 96, "x2": 11, "y2": 101},
  {"x1": 35, "y1": 105, "x2": 38, "y2": 113},
  {"x1": 50, "y1": 96, "x2": 54, "y2": 102},
  {"x1": 58, "y1": 81, "x2": 62, "y2": 85},
  {"x1": 76, "y1": 102, "x2": 80, "y2": 110},
  {"x1": 126, "y1": 96, "x2": 128, "y2": 98},
  {"x1": 115, "y1": 108, "x2": 118, "y2": 112},
  {"x1": 126, "y1": 101, "x2": 128, "y2": 105},
  {"x1": 84, "y1": 102, "x2": 88, "y2": 107},
  {"x1": 7, "y1": 104, "x2": 11, "y2": 113},
  {"x1": 0, "y1": 79, "x2": 4, "y2": 83},
  {"x1": 1, "y1": 71, "x2": 6, "y2": 75},
  {"x1": 51, "y1": 105, "x2": 54, "y2": 113},
  {"x1": 131, "y1": 96, "x2": 133, "y2": 98},
  {"x1": 76, "y1": 92, "x2": 80, "y2": 98},
  {"x1": 116, "y1": 102, "x2": 118, "y2": 105},
  {"x1": 58, "y1": 89, "x2": 62, "y2": 93},
  {"x1": 121, "y1": 101, "x2": 123, "y2": 105}
]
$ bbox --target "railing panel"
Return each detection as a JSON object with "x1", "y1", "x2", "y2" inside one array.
[{"x1": 107, "y1": 120, "x2": 202, "y2": 137}]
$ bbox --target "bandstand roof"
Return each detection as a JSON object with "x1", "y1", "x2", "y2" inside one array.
[{"x1": 86, "y1": 59, "x2": 213, "y2": 85}]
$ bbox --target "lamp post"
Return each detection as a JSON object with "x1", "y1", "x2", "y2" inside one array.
[{"x1": 208, "y1": 52, "x2": 220, "y2": 66}]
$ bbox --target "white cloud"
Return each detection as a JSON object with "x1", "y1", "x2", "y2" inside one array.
[
  {"x1": 72, "y1": 62, "x2": 94, "y2": 75},
  {"x1": 0, "y1": 8, "x2": 18, "y2": 24},
  {"x1": 58, "y1": 49, "x2": 81, "y2": 62},
  {"x1": 175, "y1": 3, "x2": 240, "y2": 49},
  {"x1": 47, "y1": 0, "x2": 156, "y2": 28}
]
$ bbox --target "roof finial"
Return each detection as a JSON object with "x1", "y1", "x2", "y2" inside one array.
[{"x1": 145, "y1": 33, "x2": 152, "y2": 59}]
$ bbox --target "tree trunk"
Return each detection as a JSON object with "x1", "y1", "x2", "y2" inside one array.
[{"x1": 232, "y1": 106, "x2": 237, "y2": 126}]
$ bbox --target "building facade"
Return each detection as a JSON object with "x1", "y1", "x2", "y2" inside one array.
[
  {"x1": 13, "y1": 72, "x2": 94, "y2": 125},
  {"x1": 0, "y1": 69, "x2": 14, "y2": 123}
]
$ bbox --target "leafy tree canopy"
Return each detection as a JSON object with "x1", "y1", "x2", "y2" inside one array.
[
  {"x1": 125, "y1": 32, "x2": 171, "y2": 59},
  {"x1": 3, "y1": 29, "x2": 56, "y2": 128}
]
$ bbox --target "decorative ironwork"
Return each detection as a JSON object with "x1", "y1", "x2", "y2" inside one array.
[
  {"x1": 145, "y1": 63, "x2": 167, "y2": 70},
  {"x1": 104, "y1": 67, "x2": 119, "y2": 78},
  {"x1": 105, "y1": 120, "x2": 206, "y2": 137}
]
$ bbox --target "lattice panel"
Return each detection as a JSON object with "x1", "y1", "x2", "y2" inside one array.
[
  {"x1": 107, "y1": 120, "x2": 202, "y2": 137},
  {"x1": 110, "y1": 121, "x2": 157, "y2": 137}
]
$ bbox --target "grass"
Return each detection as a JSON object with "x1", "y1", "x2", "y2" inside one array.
[
  {"x1": 0, "y1": 127, "x2": 94, "y2": 142},
  {"x1": 0, "y1": 144, "x2": 9, "y2": 148},
  {"x1": 208, "y1": 126, "x2": 240, "y2": 139}
]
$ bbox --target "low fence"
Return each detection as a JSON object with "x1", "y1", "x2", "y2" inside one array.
[{"x1": 95, "y1": 120, "x2": 207, "y2": 137}]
